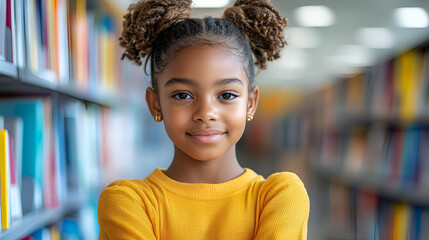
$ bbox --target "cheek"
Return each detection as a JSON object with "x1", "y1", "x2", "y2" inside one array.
[
  {"x1": 224, "y1": 101, "x2": 248, "y2": 130},
  {"x1": 162, "y1": 105, "x2": 188, "y2": 131}
]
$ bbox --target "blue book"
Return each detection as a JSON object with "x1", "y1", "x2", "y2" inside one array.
[
  {"x1": 0, "y1": 98, "x2": 45, "y2": 214},
  {"x1": 401, "y1": 126, "x2": 421, "y2": 187},
  {"x1": 409, "y1": 206, "x2": 423, "y2": 240},
  {"x1": 60, "y1": 218, "x2": 82, "y2": 240},
  {"x1": 55, "y1": 106, "x2": 67, "y2": 203}
]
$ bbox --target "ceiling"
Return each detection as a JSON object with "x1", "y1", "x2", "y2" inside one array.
[{"x1": 111, "y1": 0, "x2": 429, "y2": 92}]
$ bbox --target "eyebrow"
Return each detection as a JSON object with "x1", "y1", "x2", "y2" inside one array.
[
  {"x1": 214, "y1": 78, "x2": 244, "y2": 86},
  {"x1": 164, "y1": 77, "x2": 244, "y2": 87},
  {"x1": 164, "y1": 78, "x2": 196, "y2": 87}
]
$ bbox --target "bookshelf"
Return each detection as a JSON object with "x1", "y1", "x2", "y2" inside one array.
[
  {"x1": 0, "y1": 0, "x2": 149, "y2": 238},
  {"x1": 0, "y1": 195, "x2": 84, "y2": 240},
  {"x1": 314, "y1": 164, "x2": 429, "y2": 207},
  {"x1": 0, "y1": 68, "x2": 115, "y2": 107},
  {"x1": 306, "y1": 39, "x2": 429, "y2": 238}
]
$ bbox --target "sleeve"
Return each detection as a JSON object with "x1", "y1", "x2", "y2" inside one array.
[
  {"x1": 254, "y1": 172, "x2": 310, "y2": 240},
  {"x1": 97, "y1": 182, "x2": 158, "y2": 240}
]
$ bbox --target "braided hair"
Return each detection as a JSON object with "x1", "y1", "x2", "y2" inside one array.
[{"x1": 119, "y1": 0, "x2": 288, "y2": 92}]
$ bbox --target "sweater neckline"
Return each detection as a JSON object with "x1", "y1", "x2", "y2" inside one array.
[{"x1": 148, "y1": 168, "x2": 260, "y2": 200}]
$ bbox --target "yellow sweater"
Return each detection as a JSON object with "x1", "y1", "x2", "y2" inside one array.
[{"x1": 98, "y1": 168, "x2": 309, "y2": 239}]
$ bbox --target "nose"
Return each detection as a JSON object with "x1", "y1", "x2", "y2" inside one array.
[{"x1": 192, "y1": 97, "x2": 219, "y2": 122}]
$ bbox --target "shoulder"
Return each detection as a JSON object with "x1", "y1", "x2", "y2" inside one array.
[
  {"x1": 259, "y1": 172, "x2": 309, "y2": 207},
  {"x1": 98, "y1": 178, "x2": 159, "y2": 212},
  {"x1": 98, "y1": 179, "x2": 145, "y2": 207},
  {"x1": 99, "y1": 169, "x2": 164, "y2": 202},
  {"x1": 262, "y1": 172, "x2": 306, "y2": 191},
  {"x1": 100, "y1": 179, "x2": 148, "y2": 198}
]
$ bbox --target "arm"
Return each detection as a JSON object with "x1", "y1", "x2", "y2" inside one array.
[
  {"x1": 254, "y1": 173, "x2": 310, "y2": 240},
  {"x1": 97, "y1": 182, "x2": 158, "y2": 240}
]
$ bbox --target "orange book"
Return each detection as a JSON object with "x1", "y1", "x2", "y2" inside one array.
[{"x1": 392, "y1": 203, "x2": 410, "y2": 240}]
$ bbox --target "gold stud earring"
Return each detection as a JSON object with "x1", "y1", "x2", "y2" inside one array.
[
  {"x1": 247, "y1": 115, "x2": 253, "y2": 122},
  {"x1": 154, "y1": 115, "x2": 163, "y2": 122}
]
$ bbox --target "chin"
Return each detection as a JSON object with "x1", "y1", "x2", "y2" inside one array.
[{"x1": 186, "y1": 151, "x2": 224, "y2": 162}]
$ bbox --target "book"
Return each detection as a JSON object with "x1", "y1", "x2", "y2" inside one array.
[
  {"x1": 0, "y1": 98, "x2": 45, "y2": 214},
  {"x1": 356, "y1": 190, "x2": 377, "y2": 240},
  {"x1": 0, "y1": 130, "x2": 11, "y2": 229},
  {"x1": 53, "y1": 102, "x2": 67, "y2": 204},
  {"x1": 400, "y1": 126, "x2": 421, "y2": 187},
  {"x1": 99, "y1": 15, "x2": 117, "y2": 91},
  {"x1": 377, "y1": 131, "x2": 394, "y2": 180},
  {"x1": 57, "y1": 0, "x2": 70, "y2": 84},
  {"x1": 417, "y1": 49, "x2": 429, "y2": 116},
  {"x1": 14, "y1": 0, "x2": 25, "y2": 68},
  {"x1": 64, "y1": 102, "x2": 101, "y2": 194},
  {"x1": 3, "y1": 117, "x2": 24, "y2": 222},
  {"x1": 8, "y1": 133, "x2": 22, "y2": 221},
  {"x1": 419, "y1": 209, "x2": 429, "y2": 240},
  {"x1": 43, "y1": 97, "x2": 59, "y2": 209},
  {"x1": 418, "y1": 129, "x2": 429, "y2": 190},
  {"x1": 24, "y1": 0, "x2": 40, "y2": 72},
  {"x1": 397, "y1": 50, "x2": 423, "y2": 122},
  {"x1": 343, "y1": 127, "x2": 367, "y2": 175},
  {"x1": 0, "y1": 0, "x2": 6, "y2": 61},
  {"x1": 364, "y1": 123, "x2": 387, "y2": 176},
  {"x1": 346, "y1": 74, "x2": 366, "y2": 113},
  {"x1": 4, "y1": 117, "x2": 23, "y2": 194},
  {"x1": 5, "y1": 0, "x2": 15, "y2": 63},
  {"x1": 389, "y1": 129, "x2": 405, "y2": 184},
  {"x1": 409, "y1": 206, "x2": 423, "y2": 240},
  {"x1": 392, "y1": 202, "x2": 410, "y2": 239},
  {"x1": 70, "y1": 0, "x2": 89, "y2": 89}
]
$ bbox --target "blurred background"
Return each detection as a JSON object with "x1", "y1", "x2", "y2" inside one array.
[{"x1": 0, "y1": 0, "x2": 429, "y2": 239}]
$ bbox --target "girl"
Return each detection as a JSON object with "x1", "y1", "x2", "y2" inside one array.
[{"x1": 98, "y1": 0, "x2": 310, "y2": 239}]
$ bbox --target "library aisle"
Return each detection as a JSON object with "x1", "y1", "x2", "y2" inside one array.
[{"x1": 1, "y1": 0, "x2": 429, "y2": 239}]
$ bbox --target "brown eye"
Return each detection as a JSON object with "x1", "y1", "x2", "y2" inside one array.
[
  {"x1": 173, "y1": 92, "x2": 192, "y2": 100},
  {"x1": 219, "y1": 93, "x2": 237, "y2": 100}
]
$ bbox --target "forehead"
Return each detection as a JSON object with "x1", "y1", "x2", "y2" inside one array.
[{"x1": 158, "y1": 46, "x2": 249, "y2": 87}]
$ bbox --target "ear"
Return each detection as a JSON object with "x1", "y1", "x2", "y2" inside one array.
[
  {"x1": 247, "y1": 86, "x2": 259, "y2": 117},
  {"x1": 145, "y1": 87, "x2": 162, "y2": 118}
]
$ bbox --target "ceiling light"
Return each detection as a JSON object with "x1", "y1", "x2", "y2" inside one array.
[
  {"x1": 192, "y1": 0, "x2": 230, "y2": 8},
  {"x1": 294, "y1": 6, "x2": 335, "y2": 27},
  {"x1": 394, "y1": 7, "x2": 429, "y2": 28},
  {"x1": 356, "y1": 28, "x2": 395, "y2": 49},
  {"x1": 286, "y1": 27, "x2": 320, "y2": 48},
  {"x1": 333, "y1": 45, "x2": 375, "y2": 68},
  {"x1": 279, "y1": 48, "x2": 307, "y2": 70}
]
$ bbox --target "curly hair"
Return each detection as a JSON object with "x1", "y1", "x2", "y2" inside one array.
[{"x1": 119, "y1": 0, "x2": 287, "y2": 92}]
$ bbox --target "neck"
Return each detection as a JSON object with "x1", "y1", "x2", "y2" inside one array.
[{"x1": 164, "y1": 146, "x2": 244, "y2": 184}]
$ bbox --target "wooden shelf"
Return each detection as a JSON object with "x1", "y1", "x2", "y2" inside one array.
[
  {"x1": 314, "y1": 164, "x2": 429, "y2": 207},
  {"x1": 0, "y1": 196, "x2": 85, "y2": 239}
]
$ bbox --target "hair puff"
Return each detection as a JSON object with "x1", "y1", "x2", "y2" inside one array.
[
  {"x1": 119, "y1": 0, "x2": 192, "y2": 65},
  {"x1": 223, "y1": 0, "x2": 288, "y2": 69}
]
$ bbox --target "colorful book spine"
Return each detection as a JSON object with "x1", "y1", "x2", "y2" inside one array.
[
  {"x1": 0, "y1": 130, "x2": 11, "y2": 229},
  {"x1": 0, "y1": 0, "x2": 6, "y2": 61}
]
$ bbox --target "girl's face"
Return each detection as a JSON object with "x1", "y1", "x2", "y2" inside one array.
[{"x1": 146, "y1": 46, "x2": 259, "y2": 161}]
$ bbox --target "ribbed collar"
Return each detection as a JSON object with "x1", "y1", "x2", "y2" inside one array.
[{"x1": 147, "y1": 168, "x2": 261, "y2": 200}]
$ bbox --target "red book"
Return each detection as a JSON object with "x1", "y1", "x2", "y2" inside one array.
[{"x1": 5, "y1": 0, "x2": 13, "y2": 62}]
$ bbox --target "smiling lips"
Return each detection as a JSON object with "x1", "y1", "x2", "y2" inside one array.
[{"x1": 187, "y1": 129, "x2": 226, "y2": 144}]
